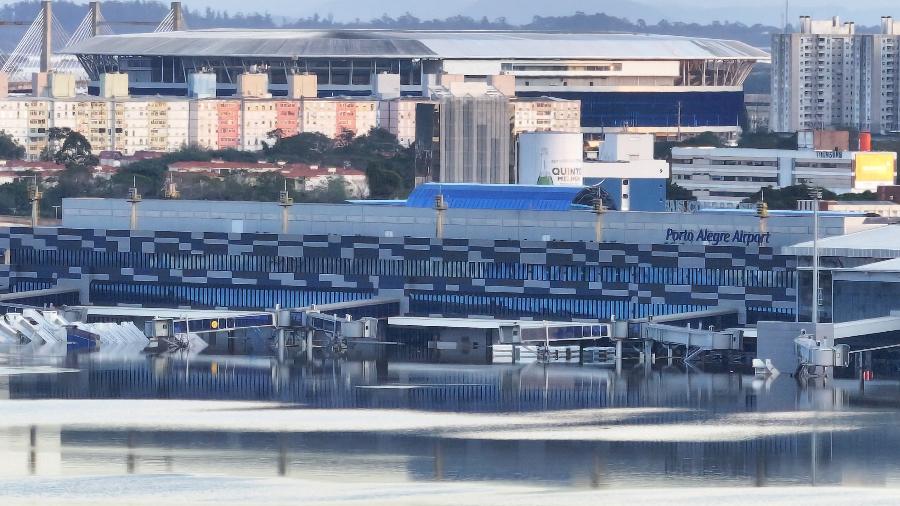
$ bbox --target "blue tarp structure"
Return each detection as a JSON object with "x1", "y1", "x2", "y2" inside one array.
[{"x1": 405, "y1": 183, "x2": 591, "y2": 211}]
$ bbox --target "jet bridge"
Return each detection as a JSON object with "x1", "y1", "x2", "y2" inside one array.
[{"x1": 641, "y1": 323, "x2": 744, "y2": 362}]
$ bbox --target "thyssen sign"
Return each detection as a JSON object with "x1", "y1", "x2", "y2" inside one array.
[{"x1": 665, "y1": 228, "x2": 771, "y2": 246}]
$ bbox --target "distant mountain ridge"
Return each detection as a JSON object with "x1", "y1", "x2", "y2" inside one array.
[{"x1": 0, "y1": 0, "x2": 882, "y2": 52}]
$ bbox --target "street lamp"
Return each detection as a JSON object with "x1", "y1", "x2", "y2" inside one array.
[{"x1": 52, "y1": 205, "x2": 60, "y2": 221}]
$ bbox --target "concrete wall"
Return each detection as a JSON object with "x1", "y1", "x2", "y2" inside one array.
[
  {"x1": 62, "y1": 198, "x2": 878, "y2": 249},
  {"x1": 756, "y1": 321, "x2": 826, "y2": 374}
]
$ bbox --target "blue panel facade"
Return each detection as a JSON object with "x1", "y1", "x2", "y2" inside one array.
[
  {"x1": 591, "y1": 179, "x2": 622, "y2": 210},
  {"x1": 406, "y1": 183, "x2": 586, "y2": 211},
  {"x1": 583, "y1": 179, "x2": 665, "y2": 212},
  {"x1": 518, "y1": 91, "x2": 744, "y2": 129},
  {"x1": 0, "y1": 227, "x2": 797, "y2": 323},
  {"x1": 628, "y1": 179, "x2": 667, "y2": 211}
]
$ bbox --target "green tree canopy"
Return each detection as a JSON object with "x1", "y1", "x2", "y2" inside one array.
[
  {"x1": 0, "y1": 131, "x2": 25, "y2": 160},
  {"x1": 54, "y1": 131, "x2": 98, "y2": 169},
  {"x1": 742, "y1": 185, "x2": 838, "y2": 210},
  {"x1": 738, "y1": 132, "x2": 798, "y2": 150},
  {"x1": 666, "y1": 181, "x2": 696, "y2": 201},
  {"x1": 366, "y1": 160, "x2": 405, "y2": 199}
]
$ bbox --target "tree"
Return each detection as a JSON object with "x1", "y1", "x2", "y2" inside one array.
[
  {"x1": 837, "y1": 191, "x2": 879, "y2": 201},
  {"x1": 0, "y1": 179, "x2": 30, "y2": 215},
  {"x1": 743, "y1": 185, "x2": 838, "y2": 210},
  {"x1": 298, "y1": 176, "x2": 349, "y2": 203},
  {"x1": 0, "y1": 131, "x2": 25, "y2": 160},
  {"x1": 678, "y1": 131, "x2": 724, "y2": 148},
  {"x1": 366, "y1": 160, "x2": 404, "y2": 199},
  {"x1": 265, "y1": 128, "x2": 285, "y2": 144},
  {"x1": 655, "y1": 131, "x2": 724, "y2": 160},
  {"x1": 738, "y1": 132, "x2": 798, "y2": 150},
  {"x1": 108, "y1": 158, "x2": 170, "y2": 199},
  {"x1": 346, "y1": 128, "x2": 404, "y2": 158},
  {"x1": 335, "y1": 128, "x2": 354, "y2": 148},
  {"x1": 666, "y1": 181, "x2": 696, "y2": 201},
  {"x1": 53, "y1": 131, "x2": 98, "y2": 169},
  {"x1": 264, "y1": 132, "x2": 334, "y2": 163}
]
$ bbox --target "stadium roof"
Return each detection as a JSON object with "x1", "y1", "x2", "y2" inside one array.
[{"x1": 63, "y1": 29, "x2": 770, "y2": 61}]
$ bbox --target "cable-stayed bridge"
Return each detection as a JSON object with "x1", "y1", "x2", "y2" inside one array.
[{"x1": 0, "y1": 1, "x2": 185, "y2": 91}]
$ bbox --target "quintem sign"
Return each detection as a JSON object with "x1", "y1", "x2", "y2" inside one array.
[
  {"x1": 665, "y1": 228, "x2": 771, "y2": 246},
  {"x1": 550, "y1": 166, "x2": 582, "y2": 185}
]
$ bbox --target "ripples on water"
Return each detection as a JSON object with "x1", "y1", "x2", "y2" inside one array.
[{"x1": 1, "y1": 345, "x2": 900, "y2": 504}]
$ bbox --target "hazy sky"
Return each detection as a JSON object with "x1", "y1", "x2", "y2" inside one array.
[{"x1": 171, "y1": 0, "x2": 895, "y2": 25}]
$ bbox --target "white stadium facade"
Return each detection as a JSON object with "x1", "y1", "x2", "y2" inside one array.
[{"x1": 65, "y1": 29, "x2": 770, "y2": 139}]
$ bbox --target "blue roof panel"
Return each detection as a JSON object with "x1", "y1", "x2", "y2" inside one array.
[{"x1": 406, "y1": 183, "x2": 585, "y2": 211}]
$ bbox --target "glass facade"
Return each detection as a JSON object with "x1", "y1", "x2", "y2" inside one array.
[
  {"x1": 3, "y1": 229, "x2": 797, "y2": 323},
  {"x1": 13, "y1": 249, "x2": 793, "y2": 289},
  {"x1": 90, "y1": 282, "x2": 371, "y2": 310},
  {"x1": 518, "y1": 91, "x2": 745, "y2": 128}
]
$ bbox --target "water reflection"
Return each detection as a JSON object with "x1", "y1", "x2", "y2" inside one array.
[{"x1": 1, "y1": 348, "x2": 900, "y2": 493}]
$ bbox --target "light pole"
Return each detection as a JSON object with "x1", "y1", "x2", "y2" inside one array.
[
  {"x1": 27, "y1": 176, "x2": 41, "y2": 228},
  {"x1": 277, "y1": 181, "x2": 293, "y2": 235},
  {"x1": 809, "y1": 186, "x2": 822, "y2": 325},
  {"x1": 52, "y1": 205, "x2": 60, "y2": 221},
  {"x1": 127, "y1": 178, "x2": 142, "y2": 231}
]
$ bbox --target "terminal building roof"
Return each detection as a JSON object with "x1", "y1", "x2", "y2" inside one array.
[
  {"x1": 63, "y1": 29, "x2": 770, "y2": 61},
  {"x1": 784, "y1": 224, "x2": 900, "y2": 259}
]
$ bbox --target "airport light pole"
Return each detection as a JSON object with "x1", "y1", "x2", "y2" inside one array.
[
  {"x1": 434, "y1": 193, "x2": 447, "y2": 240},
  {"x1": 593, "y1": 200, "x2": 606, "y2": 243},
  {"x1": 809, "y1": 186, "x2": 822, "y2": 325},
  {"x1": 127, "y1": 178, "x2": 142, "y2": 231},
  {"x1": 278, "y1": 181, "x2": 293, "y2": 235},
  {"x1": 27, "y1": 176, "x2": 41, "y2": 228}
]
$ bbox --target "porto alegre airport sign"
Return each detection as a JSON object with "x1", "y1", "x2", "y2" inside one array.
[{"x1": 665, "y1": 228, "x2": 771, "y2": 246}]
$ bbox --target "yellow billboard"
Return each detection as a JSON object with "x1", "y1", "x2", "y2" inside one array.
[{"x1": 855, "y1": 152, "x2": 897, "y2": 184}]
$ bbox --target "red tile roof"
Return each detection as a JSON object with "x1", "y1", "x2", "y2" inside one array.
[
  {"x1": 0, "y1": 160, "x2": 66, "y2": 172},
  {"x1": 168, "y1": 161, "x2": 364, "y2": 178}
]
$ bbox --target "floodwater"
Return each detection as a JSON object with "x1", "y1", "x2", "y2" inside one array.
[{"x1": 2, "y1": 345, "x2": 900, "y2": 505}]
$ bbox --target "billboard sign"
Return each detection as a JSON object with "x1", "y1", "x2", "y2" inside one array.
[{"x1": 854, "y1": 152, "x2": 896, "y2": 186}]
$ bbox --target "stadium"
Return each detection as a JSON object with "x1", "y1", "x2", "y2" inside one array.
[{"x1": 65, "y1": 29, "x2": 770, "y2": 138}]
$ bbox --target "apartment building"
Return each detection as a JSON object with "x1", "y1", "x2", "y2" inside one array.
[
  {"x1": 511, "y1": 97, "x2": 581, "y2": 135},
  {"x1": 377, "y1": 98, "x2": 424, "y2": 146},
  {"x1": 771, "y1": 16, "x2": 900, "y2": 133},
  {"x1": 300, "y1": 98, "x2": 379, "y2": 139},
  {"x1": 0, "y1": 71, "x2": 582, "y2": 159},
  {"x1": 240, "y1": 100, "x2": 277, "y2": 151}
]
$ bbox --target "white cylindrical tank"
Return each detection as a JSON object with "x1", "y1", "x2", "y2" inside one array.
[
  {"x1": 188, "y1": 72, "x2": 217, "y2": 99},
  {"x1": 517, "y1": 132, "x2": 583, "y2": 186}
]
